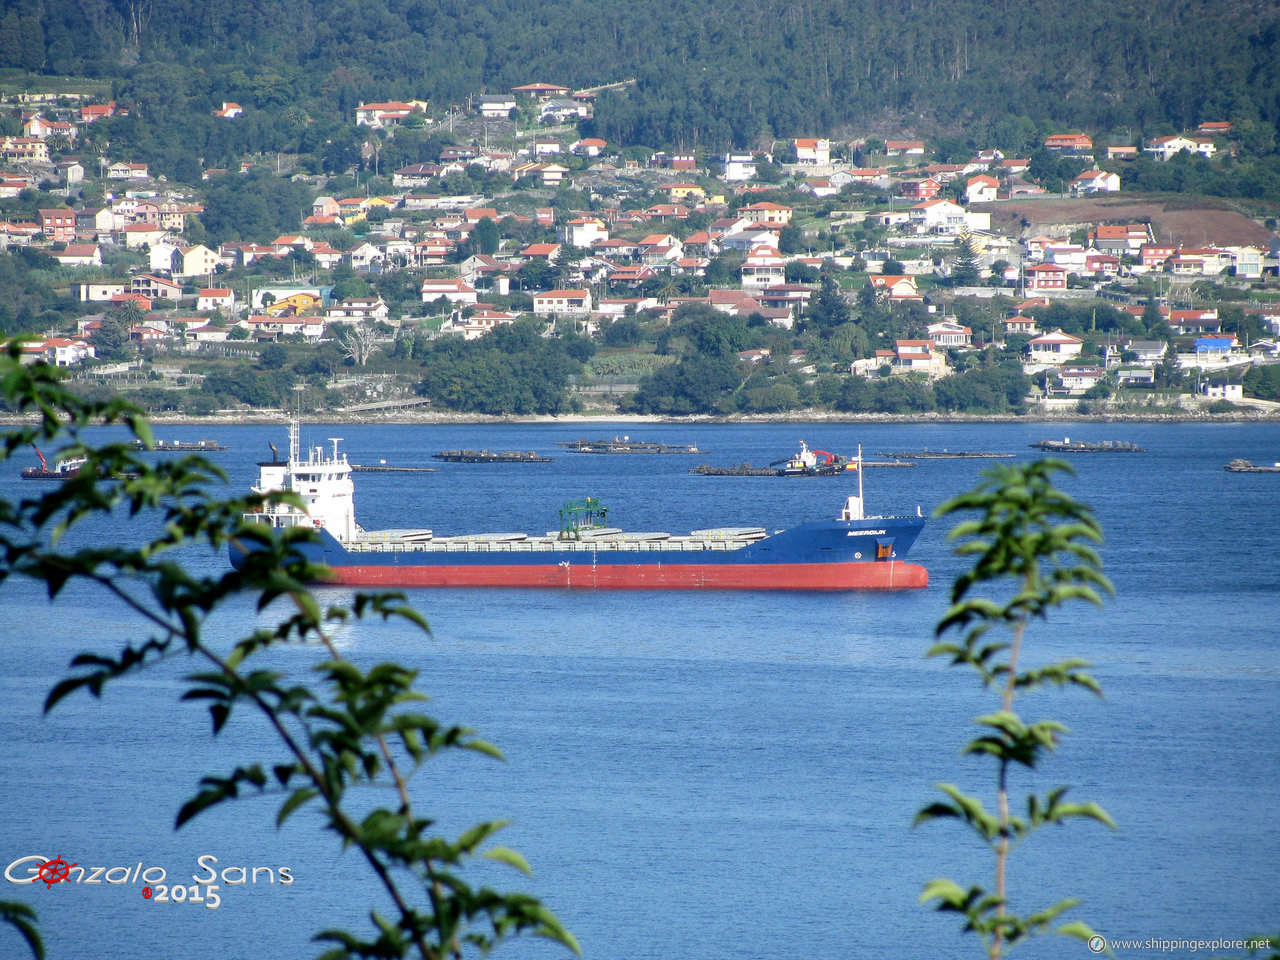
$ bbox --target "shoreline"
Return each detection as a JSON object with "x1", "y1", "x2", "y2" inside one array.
[{"x1": 3, "y1": 408, "x2": 1278, "y2": 427}]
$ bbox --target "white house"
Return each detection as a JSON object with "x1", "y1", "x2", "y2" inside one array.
[
  {"x1": 1200, "y1": 378, "x2": 1244, "y2": 401},
  {"x1": 927, "y1": 321, "x2": 973, "y2": 348},
  {"x1": 326, "y1": 297, "x2": 390, "y2": 323},
  {"x1": 910, "y1": 199, "x2": 967, "y2": 234},
  {"x1": 965, "y1": 175, "x2": 999, "y2": 204},
  {"x1": 51, "y1": 244, "x2": 101, "y2": 268},
  {"x1": 740, "y1": 245, "x2": 786, "y2": 288},
  {"x1": 1059, "y1": 365, "x2": 1106, "y2": 393},
  {"x1": 420, "y1": 278, "x2": 479, "y2": 305},
  {"x1": 477, "y1": 95, "x2": 517, "y2": 118},
  {"x1": 1027, "y1": 329, "x2": 1084, "y2": 365},
  {"x1": 197, "y1": 288, "x2": 235, "y2": 313},
  {"x1": 793, "y1": 138, "x2": 830, "y2": 165},
  {"x1": 1024, "y1": 263, "x2": 1068, "y2": 292},
  {"x1": 532, "y1": 289, "x2": 592, "y2": 316},
  {"x1": 1144, "y1": 135, "x2": 1216, "y2": 161},
  {"x1": 1071, "y1": 169, "x2": 1120, "y2": 195},
  {"x1": 30, "y1": 338, "x2": 95, "y2": 366},
  {"x1": 559, "y1": 217, "x2": 609, "y2": 248},
  {"x1": 722, "y1": 153, "x2": 757, "y2": 181},
  {"x1": 172, "y1": 244, "x2": 220, "y2": 279}
]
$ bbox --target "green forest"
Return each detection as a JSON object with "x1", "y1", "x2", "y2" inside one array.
[{"x1": 5, "y1": 0, "x2": 1280, "y2": 153}]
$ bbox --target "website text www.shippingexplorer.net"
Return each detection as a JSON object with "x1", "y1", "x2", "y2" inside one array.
[{"x1": 1089, "y1": 936, "x2": 1273, "y2": 954}]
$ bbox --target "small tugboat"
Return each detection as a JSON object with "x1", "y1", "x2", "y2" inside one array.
[
  {"x1": 773, "y1": 441, "x2": 859, "y2": 476},
  {"x1": 20, "y1": 446, "x2": 87, "y2": 480},
  {"x1": 1030, "y1": 438, "x2": 1146, "y2": 453},
  {"x1": 556, "y1": 437, "x2": 703, "y2": 454},
  {"x1": 1224, "y1": 458, "x2": 1280, "y2": 473},
  {"x1": 691, "y1": 442, "x2": 914, "y2": 477},
  {"x1": 432, "y1": 449, "x2": 552, "y2": 463}
]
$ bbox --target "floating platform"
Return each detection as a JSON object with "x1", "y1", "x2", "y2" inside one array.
[
  {"x1": 877, "y1": 449, "x2": 1014, "y2": 459},
  {"x1": 1224, "y1": 458, "x2": 1280, "y2": 473},
  {"x1": 131, "y1": 439, "x2": 229, "y2": 452},
  {"x1": 432, "y1": 450, "x2": 553, "y2": 463},
  {"x1": 352, "y1": 464, "x2": 439, "y2": 472},
  {"x1": 557, "y1": 438, "x2": 702, "y2": 454},
  {"x1": 691, "y1": 460, "x2": 914, "y2": 476},
  {"x1": 1030, "y1": 438, "x2": 1146, "y2": 453}
]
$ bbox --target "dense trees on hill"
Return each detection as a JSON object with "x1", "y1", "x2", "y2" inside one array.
[
  {"x1": 9, "y1": 0, "x2": 1280, "y2": 153},
  {"x1": 414, "y1": 320, "x2": 590, "y2": 415}
]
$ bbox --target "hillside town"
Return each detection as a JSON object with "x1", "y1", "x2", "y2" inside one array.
[{"x1": 4, "y1": 81, "x2": 1280, "y2": 417}]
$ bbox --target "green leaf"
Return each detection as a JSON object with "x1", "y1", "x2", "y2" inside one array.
[
  {"x1": 484, "y1": 846, "x2": 533, "y2": 875},
  {"x1": 0, "y1": 901, "x2": 44, "y2": 959},
  {"x1": 277, "y1": 788, "x2": 318, "y2": 828},
  {"x1": 1055, "y1": 920, "x2": 1102, "y2": 944},
  {"x1": 919, "y1": 877, "x2": 969, "y2": 909}
]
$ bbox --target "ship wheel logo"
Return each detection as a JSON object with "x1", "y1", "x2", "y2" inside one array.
[{"x1": 36, "y1": 855, "x2": 76, "y2": 889}]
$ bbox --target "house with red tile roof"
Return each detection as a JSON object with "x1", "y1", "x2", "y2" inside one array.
[
  {"x1": 37, "y1": 208, "x2": 76, "y2": 241},
  {"x1": 868, "y1": 275, "x2": 920, "y2": 300},
  {"x1": 1044, "y1": 133, "x2": 1093, "y2": 153},
  {"x1": 1027, "y1": 329, "x2": 1083, "y2": 364},
  {"x1": 1089, "y1": 224, "x2": 1151, "y2": 253},
  {"x1": 51, "y1": 244, "x2": 101, "y2": 268},
  {"x1": 965, "y1": 175, "x2": 999, "y2": 204},
  {"x1": 1024, "y1": 263, "x2": 1068, "y2": 292},
  {"x1": 355, "y1": 100, "x2": 428, "y2": 127},
  {"x1": 1004, "y1": 315, "x2": 1039, "y2": 336},
  {"x1": 793, "y1": 138, "x2": 830, "y2": 164},
  {"x1": 898, "y1": 178, "x2": 941, "y2": 200},
  {"x1": 884, "y1": 140, "x2": 926, "y2": 156},
  {"x1": 740, "y1": 245, "x2": 786, "y2": 288},
  {"x1": 197, "y1": 288, "x2": 235, "y2": 312},
  {"x1": 1, "y1": 137, "x2": 50, "y2": 163},
  {"x1": 740, "y1": 201, "x2": 792, "y2": 224},
  {"x1": 79, "y1": 102, "x2": 116, "y2": 123},
  {"x1": 420, "y1": 278, "x2": 479, "y2": 305},
  {"x1": 532, "y1": 289, "x2": 591, "y2": 316},
  {"x1": 512, "y1": 82, "x2": 571, "y2": 100}
]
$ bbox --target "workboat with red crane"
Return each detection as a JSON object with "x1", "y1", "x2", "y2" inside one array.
[
  {"x1": 229, "y1": 423, "x2": 928, "y2": 590},
  {"x1": 772, "y1": 440, "x2": 859, "y2": 476},
  {"x1": 20, "y1": 446, "x2": 87, "y2": 480}
]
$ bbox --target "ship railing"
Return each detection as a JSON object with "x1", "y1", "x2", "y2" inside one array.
[{"x1": 346, "y1": 537, "x2": 757, "y2": 555}]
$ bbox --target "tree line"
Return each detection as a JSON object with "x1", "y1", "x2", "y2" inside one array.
[{"x1": 6, "y1": 0, "x2": 1279, "y2": 160}]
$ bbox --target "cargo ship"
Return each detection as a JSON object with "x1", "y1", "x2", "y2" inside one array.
[{"x1": 228, "y1": 423, "x2": 928, "y2": 590}]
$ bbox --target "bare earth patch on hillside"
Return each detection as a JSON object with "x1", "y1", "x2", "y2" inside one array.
[{"x1": 975, "y1": 197, "x2": 1271, "y2": 247}]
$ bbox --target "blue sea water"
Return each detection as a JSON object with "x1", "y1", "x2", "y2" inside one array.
[{"x1": 1, "y1": 420, "x2": 1278, "y2": 960}]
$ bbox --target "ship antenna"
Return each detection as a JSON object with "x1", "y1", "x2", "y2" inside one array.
[{"x1": 857, "y1": 443, "x2": 864, "y2": 503}]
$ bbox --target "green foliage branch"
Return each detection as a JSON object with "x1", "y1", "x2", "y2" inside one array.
[
  {"x1": 916, "y1": 459, "x2": 1116, "y2": 958},
  {"x1": 0, "y1": 340, "x2": 578, "y2": 960}
]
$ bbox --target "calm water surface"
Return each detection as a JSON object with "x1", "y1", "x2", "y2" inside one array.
[{"x1": 1, "y1": 421, "x2": 1277, "y2": 959}]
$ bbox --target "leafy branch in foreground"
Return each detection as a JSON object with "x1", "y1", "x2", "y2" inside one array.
[
  {"x1": 915, "y1": 459, "x2": 1117, "y2": 959},
  {"x1": 0, "y1": 340, "x2": 578, "y2": 960}
]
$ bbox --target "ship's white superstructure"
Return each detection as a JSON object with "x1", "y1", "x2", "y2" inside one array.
[{"x1": 252, "y1": 421, "x2": 360, "y2": 542}]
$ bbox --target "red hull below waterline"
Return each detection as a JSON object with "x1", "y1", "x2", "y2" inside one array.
[{"x1": 315, "y1": 561, "x2": 929, "y2": 590}]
